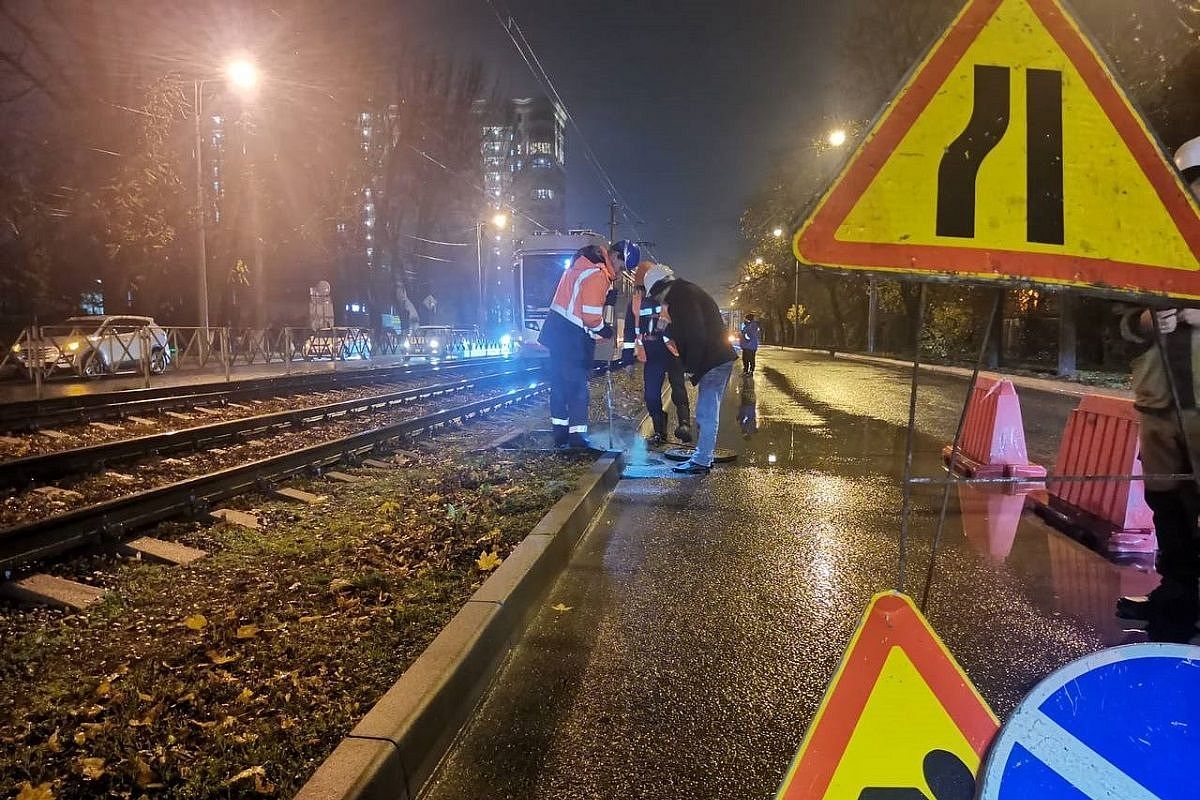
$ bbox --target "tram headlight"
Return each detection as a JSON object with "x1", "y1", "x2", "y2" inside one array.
[{"x1": 429, "y1": 338, "x2": 440, "y2": 350}]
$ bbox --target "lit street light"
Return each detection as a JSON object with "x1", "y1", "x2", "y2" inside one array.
[
  {"x1": 772, "y1": 227, "x2": 784, "y2": 238},
  {"x1": 192, "y1": 58, "x2": 261, "y2": 336},
  {"x1": 477, "y1": 211, "x2": 509, "y2": 329},
  {"x1": 754, "y1": 256, "x2": 764, "y2": 266},
  {"x1": 828, "y1": 128, "x2": 847, "y2": 148},
  {"x1": 226, "y1": 59, "x2": 259, "y2": 91}
]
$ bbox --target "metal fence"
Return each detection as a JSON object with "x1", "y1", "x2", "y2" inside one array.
[{"x1": 1, "y1": 324, "x2": 513, "y2": 398}]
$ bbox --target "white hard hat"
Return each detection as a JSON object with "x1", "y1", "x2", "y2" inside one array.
[{"x1": 643, "y1": 264, "x2": 676, "y2": 294}]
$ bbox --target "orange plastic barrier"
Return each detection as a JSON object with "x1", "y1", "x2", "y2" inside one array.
[
  {"x1": 1044, "y1": 394, "x2": 1156, "y2": 553},
  {"x1": 942, "y1": 376, "x2": 1047, "y2": 479}
]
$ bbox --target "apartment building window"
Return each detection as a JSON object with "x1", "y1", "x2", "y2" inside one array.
[{"x1": 532, "y1": 188, "x2": 554, "y2": 200}]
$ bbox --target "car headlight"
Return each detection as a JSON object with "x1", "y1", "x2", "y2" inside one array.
[
  {"x1": 429, "y1": 338, "x2": 439, "y2": 350},
  {"x1": 65, "y1": 341, "x2": 81, "y2": 352}
]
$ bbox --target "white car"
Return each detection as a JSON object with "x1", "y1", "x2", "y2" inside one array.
[{"x1": 12, "y1": 315, "x2": 171, "y2": 378}]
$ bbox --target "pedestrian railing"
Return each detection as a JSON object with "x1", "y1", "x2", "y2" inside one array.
[{"x1": 0, "y1": 323, "x2": 515, "y2": 398}]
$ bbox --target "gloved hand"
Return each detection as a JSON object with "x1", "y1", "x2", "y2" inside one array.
[
  {"x1": 604, "y1": 288, "x2": 619, "y2": 306},
  {"x1": 595, "y1": 324, "x2": 615, "y2": 340},
  {"x1": 1180, "y1": 308, "x2": 1200, "y2": 327}
]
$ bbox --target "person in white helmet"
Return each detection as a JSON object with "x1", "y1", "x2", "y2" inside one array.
[
  {"x1": 1114, "y1": 135, "x2": 1200, "y2": 643},
  {"x1": 643, "y1": 264, "x2": 736, "y2": 475}
]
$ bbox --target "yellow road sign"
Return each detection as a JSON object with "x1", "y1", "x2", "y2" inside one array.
[
  {"x1": 794, "y1": 0, "x2": 1200, "y2": 299},
  {"x1": 776, "y1": 593, "x2": 998, "y2": 799}
]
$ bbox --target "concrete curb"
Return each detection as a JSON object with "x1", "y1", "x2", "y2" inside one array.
[
  {"x1": 777, "y1": 346, "x2": 1132, "y2": 400},
  {"x1": 295, "y1": 453, "x2": 623, "y2": 800}
]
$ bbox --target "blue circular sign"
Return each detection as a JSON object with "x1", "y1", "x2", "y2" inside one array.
[{"x1": 979, "y1": 643, "x2": 1200, "y2": 799}]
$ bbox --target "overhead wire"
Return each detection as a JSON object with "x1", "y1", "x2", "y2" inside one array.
[{"x1": 482, "y1": 0, "x2": 655, "y2": 255}]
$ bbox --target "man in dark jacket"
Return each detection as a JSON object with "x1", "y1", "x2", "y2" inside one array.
[{"x1": 643, "y1": 264, "x2": 736, "y2": 475}]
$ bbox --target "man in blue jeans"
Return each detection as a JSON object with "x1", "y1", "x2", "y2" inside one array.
[{"x1": 643, "y1": 264, "x2": 736, "y2": 475}]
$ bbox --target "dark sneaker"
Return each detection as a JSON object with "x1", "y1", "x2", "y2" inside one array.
[
  {"x1": 672, "y1": 460, "x2": 711, "y2": 475},
  {"x1": 568, "y1": 435, "x2": 605, "y2": 452},
  {"x1": 646, "y1": 432, "x2": 667, "y2": 446},
  {"x1": 1116, "y1": 595, "x2": 1151, "y2": 621},
  {"x1": 674, "y1": 423, "x2": 693, "y2": 443}
]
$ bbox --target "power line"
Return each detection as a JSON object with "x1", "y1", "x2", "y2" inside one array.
[{"x1": 483, "y1": 0, "x2": 655, "y2": 256}]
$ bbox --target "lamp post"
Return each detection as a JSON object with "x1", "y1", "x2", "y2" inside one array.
[
  {"x1": 191, "y1": 59, "x2": 258, "y2": 337},
  {"x1": 476, "y1": 212, "x2": 508, "y2": 330}
]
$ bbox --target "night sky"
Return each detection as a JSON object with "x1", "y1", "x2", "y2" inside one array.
[{"x1": 411, "y1": 0, "x2": 853, "y2": 295}]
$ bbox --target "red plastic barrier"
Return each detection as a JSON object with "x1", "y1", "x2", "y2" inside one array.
[
  {"x1": 942, "y1": 376, "x2": 1047, "y2": 479},
  {"x1": 1046, "y1": 394, "x2": 1155, "y2": 553}
]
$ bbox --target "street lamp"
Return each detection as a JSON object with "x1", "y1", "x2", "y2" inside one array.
[
  {"x1": 827, "y1": 128, "x2": 848, "y2": 148},
  {"x1": 754, "y1": 256, "x2": 764, "y2": 266},
  {"x1": 772, "y1": 227, "x2": 784, "y2": 239},
  {"x1": 192, "y1": 58, "x2": 260, "y2": 336},
  {"x1": 477, "y1": 212, "x2": 508, "y2": 330}
]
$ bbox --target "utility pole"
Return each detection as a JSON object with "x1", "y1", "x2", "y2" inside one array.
[
  {"x1": 609, "y1": 201, "x2": 619, "y2": 243},
  {"x1": 193, "y1": 81, "x2": 210, "y2": 336}
]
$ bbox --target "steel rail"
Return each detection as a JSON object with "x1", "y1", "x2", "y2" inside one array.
[
  {"x1": 0, "y1": 366, "x2": 543, "y2": 490},
  {"x1": 0, "y1": 382, "x2": 549, "y2": 573},
  {"x1": 0, "y1": 357, "x2": 513, "y2": 432}
]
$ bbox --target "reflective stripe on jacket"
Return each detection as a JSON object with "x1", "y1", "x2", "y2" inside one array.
[{"x1": 550, "y1": 253, "x2": 614, "y2": 338}]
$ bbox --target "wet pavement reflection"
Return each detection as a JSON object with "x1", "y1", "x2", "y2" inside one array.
[{"x1": 423, "y1": 350, "x2": 1160, "y2": 800}]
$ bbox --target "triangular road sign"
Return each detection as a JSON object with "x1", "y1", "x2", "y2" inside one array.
[
  {"x1": 776, "y1": 592, "x2": 998, "y2": 800},
  {"x1": 794, "y1": 0, "x2": 1200, "y2": 300}
]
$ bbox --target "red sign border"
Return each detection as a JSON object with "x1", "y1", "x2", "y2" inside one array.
[
  {"x1": 776, "y1": 592, "x2": 999, "y2": 799},
  {"x1": 794, "y1": 0, "x2": 1200, "y2": 299}
]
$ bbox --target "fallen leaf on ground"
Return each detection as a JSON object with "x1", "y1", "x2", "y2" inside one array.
[
  {"x1": 551, "y1": 603, "x2": 573, "y2": 612},
  {"x1": 46, "y1": 730, "x2": 62, "y2": 752},
  {"x1": 132, "y1": 756, "x2": 156, "y2": 789},
  {"x1": 206, "y1": 650, "x2": 238, "y2": 665},
  {"x1": 15, "y1": 782, "x2": 55, "y2": 800},
  {"x1": 328, "y1": 578, "x2": 352, "y2": 592},
  {"x1": 93, "y1": 681, "x2": 112, "y2": 698},
  {"x1": 236, "y1": 624, "x2": 259, "y2": 639},
  {"x1": 79, "y1": 757, "x2": 106, "y2": 779},
  {"x1": 235, "y1": 688, "x2": 254, "y2": 704},
  {"x1": 225, "y1": 765, "x2": 266, "y2": 786},
  {"x1": 183, "y1": 614, "x2": 208, "y2": 631},
  {"x1": 476, "y1": 550, "x2": 502, "y2": 572}
]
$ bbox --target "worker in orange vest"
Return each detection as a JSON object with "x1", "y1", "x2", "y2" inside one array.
[{"x1": 537, "y1": 244, "x2": 617, "y2": 449}]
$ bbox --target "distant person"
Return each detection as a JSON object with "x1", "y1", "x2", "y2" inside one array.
[
  {"x1": 1114, "y1": 135, "x2": 1200, "y2": 643},
  {"x1": 740, "y1": 313, "x2": 761, "y2": 374},
  {"x1": 612, "y1": 240, "x2": 692, "y2": 446},
  {"x1": 538, "y1": 244, "x2": 616, "y2": 449},
  {"x1": 643, "y1": 264, "x2": 736, "y2": 475}
]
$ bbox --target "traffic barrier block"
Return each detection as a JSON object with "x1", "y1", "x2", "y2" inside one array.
[
  {"x1": 942, "y1": 376, "x2": 1047, "y2": 480},
  {"x1": 1034, "y1": 394, "x2": 1156, "y2": 554}
]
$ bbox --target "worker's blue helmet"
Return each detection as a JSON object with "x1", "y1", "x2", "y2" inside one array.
[{"x1": 610, "y1": 240, "x2": 641, "y2": 272}]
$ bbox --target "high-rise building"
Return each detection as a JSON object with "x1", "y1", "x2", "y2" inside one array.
[{"x1": 478, "y1": 96, "x2": 567, "y2": 329}]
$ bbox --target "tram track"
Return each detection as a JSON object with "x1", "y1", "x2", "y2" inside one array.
[
  {"x1": 0, "y1": 379, "x2": 549, "y2": 574},
  {"x1": 0, "y1": 356, "x2": 512, "y2": 434}
]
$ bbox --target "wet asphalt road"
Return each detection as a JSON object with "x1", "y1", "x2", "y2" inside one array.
[{"x1": 422, "y1": 348, "x2": 1158, "y2": 800}]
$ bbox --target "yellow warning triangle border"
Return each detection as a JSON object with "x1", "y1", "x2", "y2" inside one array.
[
  {"x1": 793, "y1": 0, "x2": 1200, "y2": 300},
  {"x1": 775, "y1": 592, "x2": 999, "y2": 799}
]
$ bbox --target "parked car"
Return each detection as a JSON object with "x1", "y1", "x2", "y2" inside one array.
[
  {"x1": 11, "y1": 315, "x2": 171, "y2": 378},
  {"x1": 402, "y1": 325, "x2": 453, "y2": 361},
  {"x1": 300, "y1": 328, "x2": 373, "y2": 360}
]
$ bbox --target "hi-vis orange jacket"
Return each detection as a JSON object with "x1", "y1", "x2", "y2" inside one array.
[
  {"x1": 549, "y1": 250, "x2": 616, "y2": 338},
  {"x1": 623, "y1": 261, "x2": 679, "y2": 361}
]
